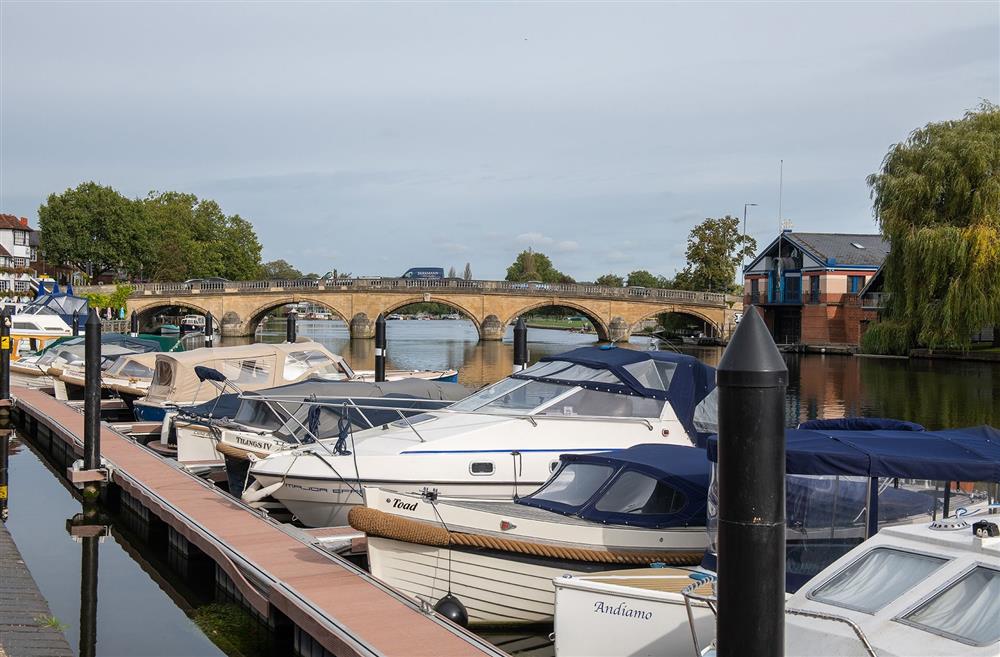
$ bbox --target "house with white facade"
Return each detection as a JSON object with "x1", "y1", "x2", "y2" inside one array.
[{"x1": 0, "y1": 214, "x2": 38, "y2": 298}]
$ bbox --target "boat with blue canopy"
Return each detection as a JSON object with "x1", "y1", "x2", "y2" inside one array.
[
  {"x1": 350, "y1": 443, "x2": 713, "y2": 626},
  {"x1": 250, "y1": 345, "x2": 719, "y2": 528}
]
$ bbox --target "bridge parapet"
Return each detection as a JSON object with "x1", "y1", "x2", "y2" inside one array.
[{"x1": 79, "y1": 278, "x2": 727, "y2": 306}]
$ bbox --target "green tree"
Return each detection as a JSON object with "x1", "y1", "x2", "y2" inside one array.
[
  {"x1": 262, "y1": 259, "x2": 304, "y2": 279},
  {"x1": 626, "y1": 270, "x2": 659, "y2": 288},
  {"x1": 141, "y1": 192, "x2": 263, "y2": 281},
  {"x1": 865, "y1": 102, "x2": 1000, "y2": 350},
  {"x1": 674, "y1": 215, "x2": 756, "y2": 292},
  {"x1": 505, "y1": 249, "x2": 575, "y2": 283},
  {"x1": 38, "y1": 182, "x2": 148, "y2": 280},
  {"x1": 447, "y1": 266, "x2": 457, "y2": 278},
  {"x1": 595, "y1": 273, "x2": 624, "y2": 287},
  {"x1": 463, "y1": 262, "x2": 472, "y2": 280}
]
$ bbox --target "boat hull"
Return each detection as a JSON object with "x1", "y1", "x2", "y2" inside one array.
[
  {"x1": 552, "y1": 572, "x2": 714, "y2": 657},
  {"x1": 368, "y1": 536, "x2": 626, "y2": 626}
]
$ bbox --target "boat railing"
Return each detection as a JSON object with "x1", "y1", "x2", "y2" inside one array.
[{"x1": 785, "y1": 608, "x2": 879, "y2": 657}]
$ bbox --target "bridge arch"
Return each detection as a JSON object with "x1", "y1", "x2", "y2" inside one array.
[
  {"x1": 381, "y1": 296, "x2": 483, "y2": 338},
  {"x1": 244, "y1": 297, "x2": 351, "y2": 336},
  {"x1": 631, "y1": 306, "x2": 721, "y2": 338},
  {"x1": 134, "y1": 300, "x2": 215, "y2": 331},
  {"x1": 503, "y1": 300, "x2": 610, "y2": 342}
]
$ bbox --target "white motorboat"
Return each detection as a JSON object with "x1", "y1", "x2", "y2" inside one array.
[
  {"x1": 170, "y1": 378, "x2": 474, "y2": 477},
  {"x1": 249, "y1": 347, "x2": 718, "y2": 528},
  {"x1": 350, "y1": 444, "x2": 711, "y2": 627},
  {"x1": 551, "y1": 423, "x2": 1000, "y2": 657}
]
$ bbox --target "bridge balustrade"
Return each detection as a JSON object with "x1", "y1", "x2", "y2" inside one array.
[{"x1": 94, "y1": 278, "x2": 726, "y2": 306}]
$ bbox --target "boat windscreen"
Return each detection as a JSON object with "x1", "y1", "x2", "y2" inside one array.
[
  {"x1": 808, "y1": 547, "x2": 946, "y2": 613},
  {"x1": 529, "y1": 463, "x2": 615, "y2": 507},
  {"x1": 901, "y1": 566, "x2": 1000, "y2": 646}
]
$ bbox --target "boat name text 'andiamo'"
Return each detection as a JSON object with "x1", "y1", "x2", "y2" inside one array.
[{"x1": 592, "y1": 601, "x2": 653, "y2": 620}]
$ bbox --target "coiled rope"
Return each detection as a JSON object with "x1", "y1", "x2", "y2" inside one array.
[{"x1": 349, "y1": 506, "x2": 702, "y2": 566}]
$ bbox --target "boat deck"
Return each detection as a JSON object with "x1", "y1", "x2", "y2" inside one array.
[
  {"x1": 578, "y1": 567, "x2": 706, "y2": 594},
  {"x1": 12, "y1": 386, "x2": 502, "y2": 657}
]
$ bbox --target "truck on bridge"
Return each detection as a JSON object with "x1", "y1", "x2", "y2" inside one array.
[{"x1": 401, "y1": 267, "x2": 445, "y2": 280}]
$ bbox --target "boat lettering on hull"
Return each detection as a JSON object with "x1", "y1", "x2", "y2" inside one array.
[
  {"x1": 389, "y1": 497, "x2": 418, "y2": 511},
  {"x1": 592, "y1": 601, "x2": 653, "y2": 620}
]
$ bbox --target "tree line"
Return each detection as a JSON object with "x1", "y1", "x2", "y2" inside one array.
[
  {"x1": 39, "y1": 182, "x2": 264, "y2": 282},
  {"x1": 504, "y1": 215, "x2": 756, "y2": 294}
]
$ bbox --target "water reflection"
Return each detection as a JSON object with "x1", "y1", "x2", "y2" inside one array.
[{"x1": 232, "y1": 319, "x2": 999, "y2": 429}]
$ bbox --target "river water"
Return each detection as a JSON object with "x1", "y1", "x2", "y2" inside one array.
[{"x1": 2, "y1": 319, "x2": 997, "y2": 656}]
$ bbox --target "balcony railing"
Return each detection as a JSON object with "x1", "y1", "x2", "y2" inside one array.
[{"x1": 860, "y1": 291, "x2": 889, "y2": 310}]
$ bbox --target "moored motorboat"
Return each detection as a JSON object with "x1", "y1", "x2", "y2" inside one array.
[
  {"x1": 248, "y1": 347, "x2": 718, "y2": 527},
  {"x1": 350, "y1": 444, "x2": 711, "y2": 626},
  {"x1": 171, "y1": 378, "x2": 474, "y2": 480},
  {"x1": 551, "y1": 423, "x2": 1000, "y2": 656}
]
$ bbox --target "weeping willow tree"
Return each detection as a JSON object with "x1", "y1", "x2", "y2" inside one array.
[{"x1": 865, "y1": 102, "x2": 1000, "y2": 352}]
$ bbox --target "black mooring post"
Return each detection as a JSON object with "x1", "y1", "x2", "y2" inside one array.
[
  {"x1": 83, "y1": 309, "x2": 102, "y2": 474},
  {"x1": 716, "y1": 306, "x2": 788, "y2": 657},
  {"x1": 72, "y1": 309, "x2": 80, "y2": 337},
  {"x1": 286, "y1": 310, "x2": 297, "y2": 343},
  {"x1": 0, "y1": 430, "x2": 8, "y2": 522},
  {"x1": 0, "y1": 309, "x2": 10, "y2": 402},
  {"x1": 513, "y1": 317, "x2": 528, "y2": 373},
  {"x1": 204, "y1": 312, "x2": 214, "y2": 347},
  {"x1": 79, "y1": 533, "x2": 99, "y2": 657},
  {"x1": 374, "y1": 313, "x2": 386, "y2": 382},
  {"x1": 129, "y1": 310, "x2": 138, "y2": 337},
  {"x1": 943, "y1": 481, "x2": 952, "y2": 518}
]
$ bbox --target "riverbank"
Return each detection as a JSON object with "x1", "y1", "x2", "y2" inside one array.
[
  {"x1": 910, "y1": 347, "x2": 1000, "y2": 362},
  {"x1": 0, "y1": 522, "x2": 73, "y2": 657}
]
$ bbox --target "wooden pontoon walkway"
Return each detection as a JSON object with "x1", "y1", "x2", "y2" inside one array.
[{"x1": 12, "y1": 387, "x2": 503, "y2": 657}]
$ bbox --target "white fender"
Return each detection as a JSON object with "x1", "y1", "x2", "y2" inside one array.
[
  {"x1": 242, "y1": 480, "x2": 283, "y2": 504},
  {"x1": 160, "y1": 410, "x2": 178, "y2": 446}
]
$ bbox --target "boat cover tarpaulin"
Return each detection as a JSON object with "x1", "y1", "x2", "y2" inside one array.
[
  {"x1": 518, "y1": 444, "x2": 710, "y2": 529},
  {"x1": 706, "y1": 425, "x2": 1000, "y2": 482},
  {"x1": 517, "y1": 346, "x2": 716, "y2": 440}
]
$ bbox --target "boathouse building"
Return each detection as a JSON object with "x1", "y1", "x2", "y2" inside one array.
[{"x1": 743, "y1": 230, "x2": 888, "y2": 346}]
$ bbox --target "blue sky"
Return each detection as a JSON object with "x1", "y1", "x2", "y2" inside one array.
[{"x1": 1, "y1": 2, "x2": 997, "y2": 281}]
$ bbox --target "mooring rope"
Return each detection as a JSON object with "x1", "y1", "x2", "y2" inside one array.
[{"x1": 348, "y1": 506, "x2": 702, "y2": 566}]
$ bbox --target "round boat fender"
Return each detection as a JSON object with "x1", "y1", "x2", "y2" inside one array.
[{"x1": 434, "y1": 593, "x2": 469, "y2": 627}]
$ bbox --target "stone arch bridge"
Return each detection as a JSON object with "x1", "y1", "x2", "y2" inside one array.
[{"x1": 84, "y1": 279, "x2": 737, "y2": 342}]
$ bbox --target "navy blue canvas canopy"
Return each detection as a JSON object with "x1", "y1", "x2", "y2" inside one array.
[
  {"x1": 518, "y1": 444, "x2": 710, "y2": 529},
  {"x1": 706, "y1": 425, "x2": 1000, "y2": 482},
  {"x1": 516, "y1": 346, "x2": 716, "y2": 439},
  {"x1": 177, "y1": 393, "x2": 242, "y2": 421}
]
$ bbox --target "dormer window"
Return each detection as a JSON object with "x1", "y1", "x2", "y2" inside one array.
[{"x1": 13, "y1": 231, "x2": 28, "y2": 246}]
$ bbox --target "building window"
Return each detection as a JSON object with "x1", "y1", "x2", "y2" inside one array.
[
  {"x1": 13, "y1": 257, "x2": 28, "y2": 269},
  {"x1": 750, "y1": 279, "x2": 760, "y2": 303},
  {"x1": 0, "y1": 280, "x2": 8, "y2": 291},
  {"x1": 13, "y1": 280, "x2": 29, "y2": 292},
  {"x1": 13, "y1": 231, "x2": 28, "y2": 246},
  {"x1": 849, "y1": 275, "x2": 865, "y2": 294},
  {"x1": 810, "y1": 275, "x2": 820, "y2": 302},
  {"x1": 29, "y1": 248, "x2": 37, "y2": 262}
]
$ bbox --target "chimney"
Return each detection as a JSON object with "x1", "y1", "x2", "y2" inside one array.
[{"x1": 19, "y1": 217, "x2": 27, "y2": 228}]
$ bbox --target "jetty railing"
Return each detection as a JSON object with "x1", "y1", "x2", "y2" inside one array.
[{"x1": 79, "y1": 277, "x2": 728, "y2": 306}]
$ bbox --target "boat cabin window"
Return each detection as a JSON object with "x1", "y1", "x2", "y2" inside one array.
[
  {"x1": 149, "y1": 360, "x2": 174, "y2": 396},
  {"x1": 809, "y1": 547, "x2": 947, "y2": 613},
  {"x1": 12, "y1": 321, "x2": 40, "y2": 331},
  {"x1": 389, "y1": 413, "x2": 437, "y2": 428},
  {"x1": 693, "y1": 388, "x2": 719, "y2": 434},
  {"x1": 538, "y1": 388, "x2": 664, "y2": 418},
  {"x1": 113, "y1": 359, "x2": 155, "y2": 379},
  {"x1": 220, "y1": 357, "x2": 276, "y2": 385},
  {"x1": 531, "y1": 463, "x2": 614, "y2": 506},
  {"x1": 448, "y1": 379, "x2": 570, "y2": 414},
  {"x1": 235, "y1": 399, "x2": 285, "y2": 430},
  {"x1": 283, "y1": 350, "x2": 344, "y2": 380},
  {"x1": 622, "y1": 360, "x2": 676, "y2": 392},
  {"x1": 594, "y1": 470, "x2": 686, "y2": 514},
  {"x1": 517, "y1": 360, "x2": 622, "y2": 385},
  {"x1": 900, "y1": 566, "x2": 1000, "y2": 646},
  {"x1": 469, "y1": 462, "x2": 495, "y2": 475}
]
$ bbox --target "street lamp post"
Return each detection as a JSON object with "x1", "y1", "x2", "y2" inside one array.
[{"x1": 741, "y1": 202, "x2": 758, "y2": 282}]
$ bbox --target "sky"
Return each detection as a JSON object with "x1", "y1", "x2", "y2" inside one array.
[{"x1": 1, "y1": 2, "x2": 997, "y2": 281}]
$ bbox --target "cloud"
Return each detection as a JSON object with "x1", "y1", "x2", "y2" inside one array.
[
  {"x1": 554, "y1": 240, "x2": 579, "y2": 253},
  {"x1": 604, "y1": 250, "x2": 633, "y2": 264},
  {"x1": 515, "y1": 232, "x2": 553, "y2": 246},
  {"x1": 440, "y1": 241, "x2": 469, "y2": 254}
]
